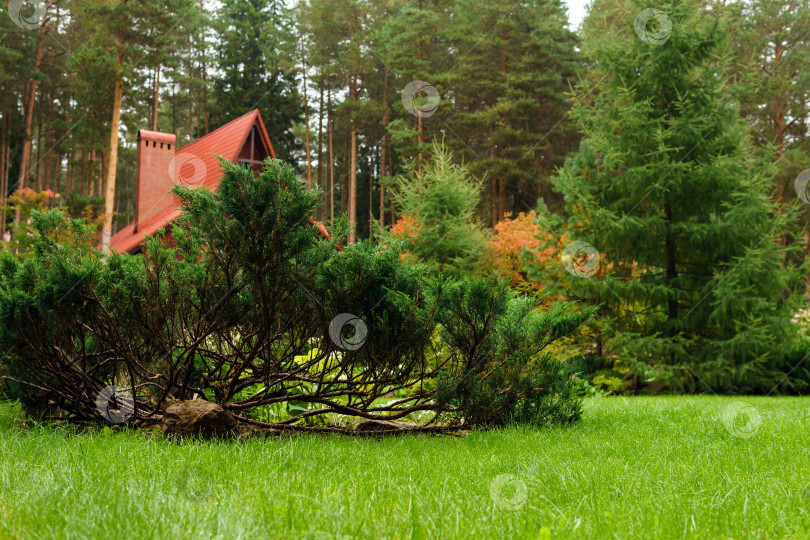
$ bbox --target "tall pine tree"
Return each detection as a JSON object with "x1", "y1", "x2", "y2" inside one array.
[
  {"x1": 445, "y1": 0, "x2": 581, "y2": 224},
  {"x1": 212, "y1": 0, "x2": 303, "y2": 163}
]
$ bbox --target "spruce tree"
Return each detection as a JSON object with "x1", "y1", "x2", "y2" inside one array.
[
  {"x1": 382, "y1": 141, "x2": 488, "y2": 278},
  {"x1": 535, "y1": 0, "x2": 806, "y2": 393}
]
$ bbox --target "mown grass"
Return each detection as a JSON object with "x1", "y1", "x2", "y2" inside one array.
[{"x1": 0, "y1": 395, "x2": 808, "y2": 539}]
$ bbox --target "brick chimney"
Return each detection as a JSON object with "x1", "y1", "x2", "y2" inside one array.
[{"x1": 135, "y1": 130, "x2": 177, "y2": 232}]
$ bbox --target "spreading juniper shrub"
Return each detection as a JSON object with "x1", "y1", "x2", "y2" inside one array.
[{"x1": 0, "y1": 158, "x2": 592, "y2": 431}]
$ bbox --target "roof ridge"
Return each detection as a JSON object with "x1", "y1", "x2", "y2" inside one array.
[{"x1": 176, "y1": 109, "x2": 258, "y2": 154}]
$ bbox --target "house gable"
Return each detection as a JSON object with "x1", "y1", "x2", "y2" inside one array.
[{"x1": 109, "y1": 110, "x2": 276, "y2": 254}]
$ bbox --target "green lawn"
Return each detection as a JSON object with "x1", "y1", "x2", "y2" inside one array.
[{"x1": 0, "y1": 396, "x2": 808, "y2": 539}]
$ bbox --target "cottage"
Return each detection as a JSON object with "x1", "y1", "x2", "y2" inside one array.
[{"x1": 109, "y1": 109, "x2": 276, "y2": 254}]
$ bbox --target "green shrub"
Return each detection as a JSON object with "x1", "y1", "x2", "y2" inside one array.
[
  {"x1": 0, "y1": 158, "x2": 592, "y2": 432},
  {"x1": 591, "y1": 373, "x2": 627, "y2": 395},
  {"x1": 433, "y1": 278, "x2": 596, "y2": 426}
]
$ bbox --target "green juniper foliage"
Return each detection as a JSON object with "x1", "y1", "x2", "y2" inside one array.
[
  {"x1": 531, "y1": 0, "x2": 808, "y2": 394},
  {"x1": 434, "y1": 277, "x2": 595, "y2": 425},
  {"x1": 0, "y1": 158, "x2": 590, "y2": 430}
]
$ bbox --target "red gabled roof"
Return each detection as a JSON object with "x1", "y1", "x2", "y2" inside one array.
[
  {"x1": 179, "y1": 109, "x2": 276, "y2": 192},
  {"x1": 108, "y1": 205, "x2": 182, "y2": 254},
  {"x1": 109, "y1": 110, "x2": 276, "y2": 253}
]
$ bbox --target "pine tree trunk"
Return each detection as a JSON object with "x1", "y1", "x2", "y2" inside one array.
[
  {"x1": 349, "y1": 122, "x2": 358, "y2": 242},
  {"x1": 0, "y1": 113, "x2": 8, "y2": 236},
  {"x1": 200, "y1": 0, "x2": 209, "y2": 135},
  {"x1": 389, "y1": 140, "x2": 394, "y2": 225},
  {"x1": 341, "y1": 122, "x2": 349, "y2": 217},
  {"x1": 417, "y1": 114, "x2": 423, "y2": 175},
  {"x1": 35, "y1": 100, "x2": 43, "y2": 191},
  {"x1": 303, "y1": 75, "x2": 312, "y2": 190},
  {"x1": 43, "y1": 104, "x2": 54, "y2": 192},
  {"x1": 16, "y1": 6, "x2": 49, "y2": 222},
  {"x1": 3, "y1": 115, "x2": 9, "y2": 192},
  {"x1": 189, "y1": 84, "x2": 194, "y2": 143},
  {"x1": 498, "y1": 178, "x2": 506, "y2": 222},
  {"x1": 196, "y1": 45, "x2": 203, "y2": 137},
  {"x1": 0, "y1": 113, "x2": 6, "y2": 195},
  {"x1": 489, "y1": 127, "x2": 497, "y2": 226},
  {"x1": 187, "y1": 32, "x2": 194, "y2": 142},
  {"x1": 66, "y1": 151, "x2": 74, "y2": 195},
  {"x1": 317, "y1": 84, "x2": 324, "y2": 219},
  {"x1": 348, "y1": 77, "x2": 358, "y2": 243},
  {"x1": 369, "y1": 152, "x2": 374, "y2": 231},
  {"x1": 54, "y1": 152, "x2": 63, "y2": 196},
  {"x1": 380, "y1": 68, "x2": 388, "y2": 229},
  {"x1": 101, "y1": 34, "x2": 126, "y2": 253},
  {"x1": 151, "y1": 64, "x2": 161, "y2": 130},
  {"x1": 328, "y1": 93, "x2": 334, "y2": 222},
  {"x1": 417, "y1": 0, "x2": 423, "y2": 174},
  {"x1": 171, "y1": 83, "x2": 176, "y2": 135},
  {"x1": 88, "y1": 150, "x2": 94, "y2": 196}
]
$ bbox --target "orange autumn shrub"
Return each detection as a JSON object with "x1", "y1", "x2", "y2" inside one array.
[
  {"x1": 388, "y1": 214, "x2": 423, "y2": 263},
  {"x1": 389, "y1": 214, "x2": 421, "y2": 239},
  {"x1": 487, "y1": 210, "x2": 554, "y2": 286},
  {"x1": 7, "y1": 187, "x2": 59, "y2": 209}
]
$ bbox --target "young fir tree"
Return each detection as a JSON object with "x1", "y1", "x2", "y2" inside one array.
[
  {"x1": 534, "y1": 0, "x2": 807, "y2": 393},
  {"x1": 382, "y1": 141, "x2": 488, "y2": 278}
]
